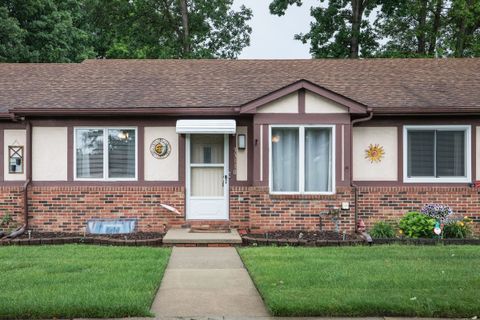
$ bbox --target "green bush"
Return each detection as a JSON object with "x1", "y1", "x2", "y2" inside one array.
[
  {"x1": 443, "y1": 217, "x2": 474, "y2": 239},
  {"x1": 370, "y1": 221, "x2": 396, "y2": 238},
  {"x1": 399, "y1": 211, "x2": 435, "y2": 238}
]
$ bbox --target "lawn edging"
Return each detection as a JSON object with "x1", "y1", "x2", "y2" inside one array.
[
  {"x1": 242, "y1": 235, "x2": 480, "y2": 246},
  {"x1": 0, "y1": 236, "x2": 163, "y2": 247}
]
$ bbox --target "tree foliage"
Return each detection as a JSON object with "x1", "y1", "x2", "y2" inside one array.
[
  {"x1": 270, "y1": 0, "x2": 480, "y2": 58},
  {"x1": 0, "y1": 0, "x2": 252, "y2": 62}
]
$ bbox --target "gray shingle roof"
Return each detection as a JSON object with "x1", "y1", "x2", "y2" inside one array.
[{"x1": 1, "y1": 58, "x2": 479, "y2": 115}]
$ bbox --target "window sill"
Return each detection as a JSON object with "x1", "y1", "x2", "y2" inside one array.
[
  {"x1": 404, "y1": 177, "x2": 471, "y2": 184},
  {"x1": 269, "y1": 193, "x2": 337, "y2": 200}
]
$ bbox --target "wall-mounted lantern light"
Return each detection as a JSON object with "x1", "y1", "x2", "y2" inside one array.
[{"x1": 238, "y1": 134, "x2": 246, "y2": 150}]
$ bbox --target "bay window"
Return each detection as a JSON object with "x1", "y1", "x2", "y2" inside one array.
[
  {"x1": 404, "y1": 125, "x2": 471, "y2": 183},
  {"x1": 75, "y1": 128, "x2": 137, "y2": 180},
  {"x1": 270, "y1": 125, "x2": 334, "y2": 194}
]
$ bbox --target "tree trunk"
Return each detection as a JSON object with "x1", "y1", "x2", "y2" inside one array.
[
  {"x1": 416, "y1": 0, "x2": 428, "y2": 55},
  {"x1": 178, "y1": 0, "x2": 190, "y2": 56},
  {"x1": 350, "y1": 0, "x2": 363, "y2": 58},
  {"x1": 428, "y1": 0, "x2": 443, "y2": 55}
]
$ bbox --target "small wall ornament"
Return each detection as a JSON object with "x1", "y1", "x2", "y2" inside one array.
[
  {"x1": 365, "y1": 144, "x2": 385, "y2": 163},
  {"x1": 150, "y1": 138, "x2": 171, "y2": 159}
]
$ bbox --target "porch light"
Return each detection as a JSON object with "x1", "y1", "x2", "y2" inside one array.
[{"x1": 238, "y1": 134, "x2": 246, "y2": 150}]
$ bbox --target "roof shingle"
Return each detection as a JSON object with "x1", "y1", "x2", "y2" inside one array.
[{"x1": 0, "y1": 58, "x2": 479, "y2": 114}]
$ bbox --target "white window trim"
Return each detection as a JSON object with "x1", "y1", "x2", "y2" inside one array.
[
  {"x1": 74, "y1": 127, "x2": 138, "y2": 181},
  {"x1": 403, "y1": 125, "x2": 471, "y2": 183},
  {"x1": 269, "y1": 124, "x2": 336, "y2": 195}
]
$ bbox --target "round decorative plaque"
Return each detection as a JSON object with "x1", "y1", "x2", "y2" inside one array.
[{"x1": 150, "y1": 138, "x2": 171, "y2": 159}]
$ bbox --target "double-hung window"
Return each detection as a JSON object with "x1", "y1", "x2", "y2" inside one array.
[
  {"x1": 75, "y1": 127, "x2": 137, "y2": 180},
  {"x1": 404, "y1": 125, "x2": 471, "y2": 183},
  {"x1": 270, "y1": 125, "x2": 335, "y2": 194}
]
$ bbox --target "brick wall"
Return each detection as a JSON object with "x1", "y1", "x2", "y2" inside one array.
[
  {"x1": 27, "y1": 186, "x2": 185, "y2": 233},
  {"x1": 357, "y1": 186, "x2": 480, "y2": 233},
  {"x1": 230, "y1": 186, "x2": 356, "y2": 233},
  {"x1": 0, "y1": 186, "x2": 24, "y2": 229},
  {"x1": 0, "y1": 185, "x2": 479, "y2": 234}
]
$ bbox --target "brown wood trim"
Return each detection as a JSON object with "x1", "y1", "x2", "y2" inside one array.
[
  {"x1": 397, "y1": 125, "x2": 403, "y2": 183},
  {"x1": 229, "y1": 134, "x2": 235, "y2": 183},
  {"x1": 472, "y1": 125, "x2": 476, "y2": 181},
  {"x1": 262, "y1": 125, "x2": 269, "y2": 187},
  {"x1": 343, "y1": 124, "x2": 352, "y2": 186},
  {"x1": 335, "y1": 125, "x2": 342, "y2": 187},
  {"x1": 67, "y1": 126, "x2": 74, "y2": 181},
  {"x1": 178, "y1": 134, "x2": 186, "y2": 183},
  {"x1": 240, "y1": 79, "x2": 368, "y2": 114},
  {"x1": 353, "y1": 181, "x2": 475, "y2": 187},
  {"x1": 26, "y1": 181, "x2": 185, "y2": 187},
  {"x1": 247, "y1": 120, "x2": 254, "y2": 184},
  {"x1": 0, "y1": 122, "x2": 27, "y2": 129},
  {"x1": 253, "y1": 113, "x2": 350, "y2": 125},
  {"x1": 0, "y1": 129, "x2": 3, "y2": 182},
  {"x1": 253, "y1": 124, "x2": 261, "y2": 184},
  {"x1": 298, "y1": 89, "x2": 305, "y2": 114},
  {"x1": 12, "y1": 107, "x2": 240, "y2": 117}
]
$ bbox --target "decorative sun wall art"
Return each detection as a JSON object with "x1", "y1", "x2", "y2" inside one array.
[{"x1": 365, "y1": 144, "x2": 385, "y2": 163}]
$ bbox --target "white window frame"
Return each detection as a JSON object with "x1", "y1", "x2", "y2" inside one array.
[
  {"x1": 74, "y1": 127, "x2": 138, "y2": 181},
  {"x1": 403, "y1": 125, "x2": 471, "y2": 183},
  {"x1": 269, "y1": 124, "x2": 336, "y2": 195}
]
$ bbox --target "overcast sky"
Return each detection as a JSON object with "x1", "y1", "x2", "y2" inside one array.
[{"x1": 232, "y1": 0, "x2": 317, "y2": 59}]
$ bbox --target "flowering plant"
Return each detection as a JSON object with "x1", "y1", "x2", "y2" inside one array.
[
  {"x1": 443, "y1": 216, "x2": 474, "y2": 239},
  {"x1": 420, "y1": 204, "x2": 453, "y2": 222}
]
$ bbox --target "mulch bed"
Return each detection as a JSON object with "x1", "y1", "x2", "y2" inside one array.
[
  {"x1": 243, "y1": 230, "x2": 364, "y2": 246},
  {"x1": 242, "y1": 230, "x2": 480, "y2": 246},
  {"x1": 0, "y1": 232, "x2": 164, "y2": 247}
]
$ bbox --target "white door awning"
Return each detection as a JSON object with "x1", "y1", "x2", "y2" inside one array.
[{"x1": 176, "y1": 119, "x2": 236, "y2": 134}]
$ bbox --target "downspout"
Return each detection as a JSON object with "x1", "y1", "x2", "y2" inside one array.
[
  {"x1": 23, "y1": 120, "x2": 32, "y2": 229},
  {"x1": 350, "y1": 110, "x2": 373, "y2": 239}
]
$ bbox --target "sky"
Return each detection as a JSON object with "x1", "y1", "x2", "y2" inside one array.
[{"x1": 232, "y1": 0, "x2": 318, "y2": 59}]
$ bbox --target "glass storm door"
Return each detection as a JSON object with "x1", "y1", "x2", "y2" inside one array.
[{"x1": 186, "y1": 134, "x2": 229, "y2": 220}]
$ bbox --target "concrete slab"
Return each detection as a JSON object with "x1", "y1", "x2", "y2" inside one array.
[
  {"x1": 163, "y1": 228, "x2": 242, "y2": 244},
  {"x1": 167, "y1": 247, "x2": 244, "y2": 269},
  {"x1": 151, "y1": 247, "x2": 269, "y2": 317}
]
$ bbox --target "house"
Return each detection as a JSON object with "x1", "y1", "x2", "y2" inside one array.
[{"x1": 0, "y1": 58, "x2": 479, "y2": 234}]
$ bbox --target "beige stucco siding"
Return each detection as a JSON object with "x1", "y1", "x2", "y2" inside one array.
[
  {"x1": 32, "y1": 127, "x2": 68, "y2": 181},
  {"x1": 257, "y1": 92, "x2": 298, "y2": 113},
  {"x1": 144, "y1": 127, "x2": 178, "y2": 181},
  {"x1": 4, "y1": 129, "x2": 27, "y2": 181},
  {"x1": 305, "y1": 91, "x2": 348, "y2": 113},
  {"x1": 236, "y1": 126, "x2": 248, "y2": 181},
  {"x1": 353, "y1": 127, "x2": 398, "y2": 181}
]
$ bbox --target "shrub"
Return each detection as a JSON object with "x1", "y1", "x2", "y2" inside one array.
[
  {"x1": 420, "y1": 203, "x2": 453, "y2": 222},
  {"x1": 399, "y1": 211, "x2": 436, "y2": 238},
  {"x1": 443, "y1": 217, "x2": 474, "y2": 239},
  {"x1": 370, "y1": 221, "x2": 396, "y2": 238}
]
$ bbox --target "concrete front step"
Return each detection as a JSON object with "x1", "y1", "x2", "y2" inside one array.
[{"x1": 163, "y1": 228, "x2": 243, "y2": 245}]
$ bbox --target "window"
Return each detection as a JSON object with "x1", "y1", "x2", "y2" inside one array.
[
  {"x1": 75, "y1": 128, "x2": 137, "y2": 180},
  {"x1": 270, "y1": 125, "x2": 334, "y2": 194},
  {"x1": 404, "y1": 125, "x2": 471, "y2": 183}
]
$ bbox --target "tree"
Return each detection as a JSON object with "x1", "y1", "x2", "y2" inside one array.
[
  {"x1": 0, "y1": 6, "x2": 26, "y2": 62},
  {"x1": 0, "y1": 0, "x2": 94, "y2": 62},
  {"x1": 85, "y1": 0, "x2": 252, "y2": 59},
  {"x1": 447, "y1": 0, "x2": 480, "y2": 57},
  {"x1": 270, "y1": 0, "x2": 380, "y2": 58},
  {"x1": 375, "y1": 0, "x2": 446, "y2": 57}
]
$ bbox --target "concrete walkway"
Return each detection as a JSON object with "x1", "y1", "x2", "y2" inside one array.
[{"x1": 151, "y1": 247, "x2": 269, "y2": 317}]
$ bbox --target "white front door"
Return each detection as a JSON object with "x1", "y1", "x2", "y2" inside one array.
[{"x1": 186, "y1": 134, "x2": 229, "y2": 220}]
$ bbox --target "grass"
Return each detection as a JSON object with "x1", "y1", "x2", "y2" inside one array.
[
  {"x1": 0, "y1": 244, "x2": 171, "y2": 319},
  {"x1": 239, "y1": 245, "x2": 480, "y2": 317}
]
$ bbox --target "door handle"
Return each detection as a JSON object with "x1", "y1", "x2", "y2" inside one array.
[{"x1": 222, "y1": 174, "x2": 228, "y2": 187}]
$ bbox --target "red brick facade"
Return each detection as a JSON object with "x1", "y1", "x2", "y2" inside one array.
[{"x1": 0, "y1": 185, "x2": 479, "y2": 234}]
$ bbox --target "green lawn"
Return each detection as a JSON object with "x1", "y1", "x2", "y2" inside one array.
[
  {"x1": 239, "y1": 245, "x2": 480, "y2": 317},
  {"x1": 0, "y1": 245, "x2": 171, "y2": 319}
]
